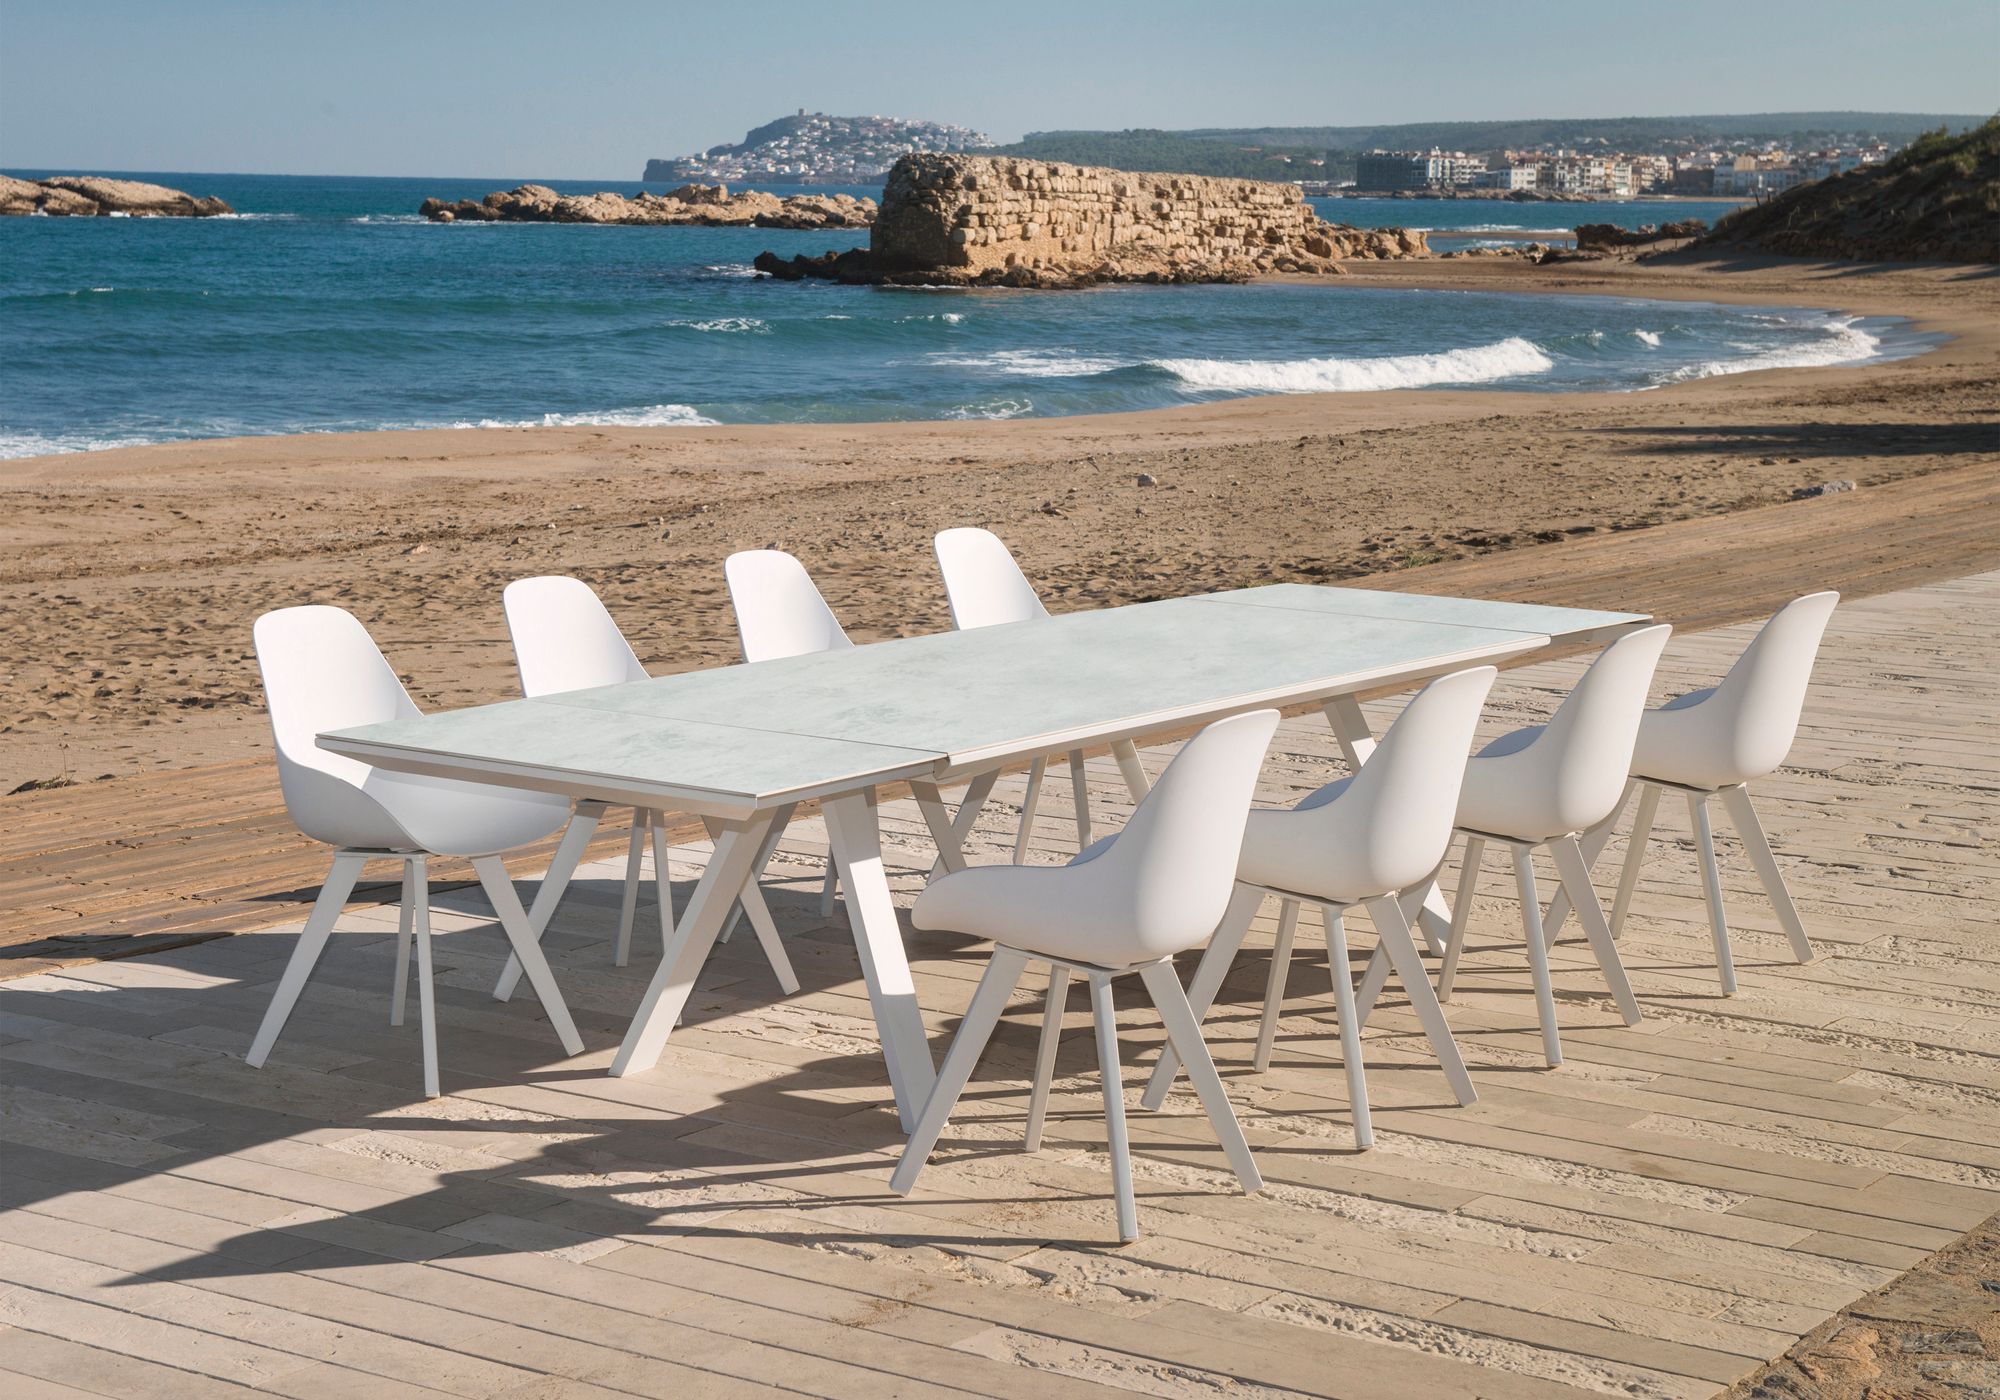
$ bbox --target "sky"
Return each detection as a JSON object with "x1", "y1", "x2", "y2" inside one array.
[{"x1": 2, "y1": 0, "x2": 1994, "y2": 179}]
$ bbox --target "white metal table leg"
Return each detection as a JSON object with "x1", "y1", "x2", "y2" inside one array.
[
  {"x1": 649, "y1": 813, "x2": 677, "y2": 951},
  {"x1": 823, "y1": 790, "x2": 940, "y2": 1130},
  {"x1": 1139, "y1": 882, "x2": 1263, "y2": 1110},
  {"x1": 890, "y1": 946, "x2": 1031, "y2": 1193},
  {"x1": 1720, "y1": 783, "x2": 1815, "y2": 963},
  {"x1": 611, "y1": 813, "x2": 778, "y2": 1078},
  {"x1": 491, "y1": 802, "x2": 603, "y2": 1001},
  {"x1": 613, "y1": 812, "x2": 647, "y2": 968},
  {"x1": 1110, "y1": 740, "x2": 1151, "y2": 802},
  {"x1": 1323, "y1": 694, "x2": 1451, "y2": 953},
  {"x1": 721, "y1": 801, "x2": 795, "y2": 944},
  {"x1": 248, "y1": 851, "x2": 368, "y2": 1068},
  {"x1": 914, "y1": 769, "x2": 1000, "y2": 877},
  {"x1": 1025, "y1": 964, "x2": 1070, "y2": 1151},
  {"x1": 729, "y1": 865, "x2": 801, "y2": 995},
  {"x1": 1067, "y1": 750, "x2": 1092, "y2": 848},
  {"x1": 1364, "y1": 893, "x2": 1477, "y2": 1105},
  {"x1": 1012, "y1": 755, "x2": 1048, "y2": 864},
  {"x1": 473, "y1": 857, "x2": 584, "y2": 1057}
]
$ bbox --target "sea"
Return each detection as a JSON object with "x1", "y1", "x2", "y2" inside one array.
[{"x1": 0, "y1": 171, "x2": 1938, "y2": 459}]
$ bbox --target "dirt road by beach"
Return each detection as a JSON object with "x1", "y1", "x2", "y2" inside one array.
[{"x1": 3, "y1": 255, "x2": 1996, "y2": 792}]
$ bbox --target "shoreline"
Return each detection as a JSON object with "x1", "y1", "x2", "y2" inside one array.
[{"x1": 3, "y1": 255, "x2": 1995, "y2": 791}]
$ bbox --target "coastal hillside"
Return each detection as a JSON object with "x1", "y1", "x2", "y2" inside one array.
[
  {"x1": 1700, "y1": 118, "x2": 2000, "y2": 262},
  {"x1": 644, "y1": 111, "x2": 990, "y2": 184}
]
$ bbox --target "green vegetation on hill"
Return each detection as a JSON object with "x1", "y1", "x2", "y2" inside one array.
[{"x1": 1702, "y1": 118, "x2": 2000, "y2": 262}]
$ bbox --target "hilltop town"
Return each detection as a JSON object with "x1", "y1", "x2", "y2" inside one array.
[{"x1": 643, "y1": 111, "x2": 992, "y2": 185}]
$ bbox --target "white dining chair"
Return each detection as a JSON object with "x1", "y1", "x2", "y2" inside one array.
[
  {"x1": 1427, "y1": 625, "x2": 1670, "y2": 1067},
  {"x1": 723, "y1": 549, "x2": 854, "y2": 921},
  {"x1": 491, "y1": 576, "x2": 797, "y2": 1000},
  {"x1": 246, "y1": 605, "x2": 584, "y2": 1097},
  {"x1": 934, "y1": 527, "x2": 1095, "y2": 862},
  {"x1": 1547, "y1": 592, "x2": 1837, "y2": 994},
  {"x1": 1138, "y1": 667, "x2": 1497, "y2": 1145},
  {"x1": 889, "y1": 709, "x2": 1280, "y2": 1242}
]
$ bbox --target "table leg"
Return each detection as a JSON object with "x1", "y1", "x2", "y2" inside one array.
[
  {"x1": 1323, "y1": 695, "x2": 1451, "y2": 953},
  {"x1": 913, "y1": 770, "x2": 1000, "y2": 877},
  {"x1": 610, "y1": 812, "x2": 777, "y2": 1078},
  {"x1": 492, "y1": 801, "x2": 603, "y2": 1003},
  {"x1": 823, "y1": 789, "x2": 940, "y2": 1131},
  {"x1": 1110, "y1": 740, "x2": 1151, "y2": 801}
]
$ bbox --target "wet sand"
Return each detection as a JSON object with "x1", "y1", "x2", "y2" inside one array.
[{"x1": 3, "y1": 254, "x2": 1996, "y2": 792}]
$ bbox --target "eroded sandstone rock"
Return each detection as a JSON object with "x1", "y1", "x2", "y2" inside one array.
[
  {"x1": 0, "y1": 173, "x2": 233, "y2": 217},
  {"x1": 418, "y1": 183, "x2": 875, "y2": 229}
]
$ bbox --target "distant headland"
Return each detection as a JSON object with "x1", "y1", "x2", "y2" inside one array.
[{"x1": 643, "y1": 111, "x2": 991, "y2": 185}]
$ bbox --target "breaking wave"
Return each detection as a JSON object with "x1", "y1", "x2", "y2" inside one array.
[
  {"x1": 1150, "y1": 336, "x2": 1555, "y2": 394},
  {"x1": 669, "y1": 316, "x2": 767, "y2": 334},
  {"x1": 1633, "y1": 329, "x2": 1663, "y2": 347},
  {"x1": 467, "y1": 404, "x2": 719, "y2": 428},
  {"x1": 924, "y1": 348, "x2": 1127, "y2": 377},
  {"x1": 1661, "y1": 316, "x2": 1880, "y2": 383}
]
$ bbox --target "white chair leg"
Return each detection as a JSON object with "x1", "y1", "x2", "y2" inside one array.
[
  {"x1": 1025, "y1": 964, "x2": 1070, "y2": 1151},
  {"x1": 1689, "y1": 793, "x2": 1737, "y2": 995},
  {"x1": 1720, "y1": 784, "x2": 1815, "y2": 964},
  {"x1": 1089, "y1": 972, "x2": 1140, "y2": 1243},
  {"x1": 1139, "y1": 882, "x2": 1262, "y2": 1110},
  {"x1": 818, "y1": 859, "x2": 839, "y2": 919},
  {"x1": 1551, "y1": 835, "x2": 1642, "y2": 1026},
  {"x1": 1545, "y1": 781, "x2": 1632, "y2": 943},
  {"x1": 1436, "y1": 836, "x2": 1484, "y2": 1003},
  {"x1": 390, "y1": 861, "x2": 415, "y2": 1027},
  {"x1": 1141, "y1": 961, "x2": 1261, "y2": 1197},
  {"x1": 890, "y1": 946, "x2": 1031, "y2": 1195},
  {"x1": 491, "y1": 804, "x2": 601, "y2": 1002},
  {"x1": 1364, "y1": 894, "x2": 1478, "y2": 1105},
  {"x1": 1012, "y1": 755, "x2": 1048, "y2": 864},
  {"x1": 1512, "y1": 846, "x2": 1562, "y2": 1067},
  {"x1": 614, "y1": 813, "x2": 647, "y2": 968},
  {"x1": 1252, "y1": 899, "x2": 1299, "y2": 1072},
  {"x1": 1610, "y1": 783, "x2": 1661, "y2": 939},
  {"x1": 1067, "y1": 750, "x2": 1091, "y2": 849},
  {"x1": 649, "y1": 813, "x2": 677, "y2": 952},
  {"x1": 471, "y1": 857, "x2": 585, "y2": 1056},
  {"x1": 247, "y1": 851, "x2": 367, "y2": 1068},
  {"x1": 410, "y1": 857, "x2": 439, "y2": 1098},
  {"x1": 1321, "y1": 906, "x2": 1372, "y2": 1149}
]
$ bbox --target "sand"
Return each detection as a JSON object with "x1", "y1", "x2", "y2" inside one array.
[{"x1": 3, "y1": 254, "x2": 1997, "y2": 793}]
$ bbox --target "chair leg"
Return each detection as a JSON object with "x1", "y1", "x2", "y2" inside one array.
[
  {"x1": 1720, "y1": 784, "x2": 1814, "y2": 964},
  {"x1": 648, "y1": 813, "x2": 678, "y2": 953},
  {"x1": 1067, "y1": 750, "x2": 1091, "y2": 849},
  {"x1": 247, "y1": 851, "x2": 367, "y2": 1068},
  {"x1": 1551, "y1": 835, "x2": 1642, "y2": 1026},
  {"x1": 1512, "y1": 847, "x2": 1562, "y2": 1067},
  {"x1": 614, "y1": 813, "x2": 647, "y2": 968},
  {"x1": 1689, "y1": 793, "x2": 1737, "y2": 995},
  {"x1": 1012, "y1": 755, "x2": 1048, "y2": 864},
  {"x1": 1610, "y1": 783, "x2": 1660, "y2": 939},
  {"x1": 1139, "y1": 883, "x2": 1262, "y2": 1110},
  {"x1": 1436, "y1": 836, "x2": 1484, "y2": 1003},
  {"x1": 1321, "y1": 906, "x2": 1372, "y2": 1149},
  {"x1": 390, "y1": 861, "x2": 415, "y2": 1027},
  {"x1": 1544, "y1": 781, "x2": 1633, "y2": 943},
  {"x1": 471, "y1": 857, "x2": 584, "y2": 1056},
  {"x1": 1252, "y1": 899, "x2": 1300, "y2": 1072},
  {"x1": 1140, "y1": 961, "x2": 1261, "y2": 1196},
  {"x1": 1025, "y1": 964, "x2": 1070, "y2": 1152},
  {"x1": 1089, "y1": 972, "x2": 1140, "y2": 1243},
  {"x1": 890, "y1": 946, "x2": 1031, "y2": 1195},
  {"x1": 818, "y1": 860, "x2": 839, "y2": 918},
  {"x1": 409, "y1": 857, "x2": 440, "y2": 1098},
  {"x1": 1365, "y1": 894, "x2": 1478, "y2": 1105}
]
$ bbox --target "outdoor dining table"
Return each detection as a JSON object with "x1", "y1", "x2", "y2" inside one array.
[{"x1": 320, "y1": 584, "x2": 1647, "y2": 1129}]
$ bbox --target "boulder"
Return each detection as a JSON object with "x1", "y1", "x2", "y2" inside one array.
[
  {"x1": 418, "y1": 182, "x2": 875, "y2": 228},
  {"x1": 0, "y1": 173, "x2": 232, "y2": 217}
]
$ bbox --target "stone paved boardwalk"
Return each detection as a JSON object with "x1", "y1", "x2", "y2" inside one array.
[{"x1": 1, "y1": 572, "x2": 1995, "y2": 1398}]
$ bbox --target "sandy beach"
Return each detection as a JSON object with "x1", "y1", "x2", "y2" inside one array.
[{"x1": 4, "y1": 253, "x2": 1997, "y2": 793}]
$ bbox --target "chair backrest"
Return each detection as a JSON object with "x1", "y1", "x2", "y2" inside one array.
[
  {"x1": 503, "y1": 575, "x2": 648, "y2": 698},
  {"x1": 933, "y1": 528, "x2": 1049, "y2": 630},
  {"x1": 252, "y1": 605, "x2": 418, "y2": 848},
  {"x1": 724, "y1": 550, "x2": 855, "y2": 663},
  {"x1": 1090, "y1": 709, "x2": 1281, "y2": 961},
  {"x1": 1705, "y1": 591, "x2": 1839, "y2": 780},
  {"x1": 1325, "y1": 666, "x2": 1497, "y2": 894},
  {"x1": 1527, "y1": 623, "x2": 1673, "y2": 834}
]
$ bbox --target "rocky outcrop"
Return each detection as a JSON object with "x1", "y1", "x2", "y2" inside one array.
[
  {"x1": 0, "y1": 174, "x2": 232, "y2": 217},
  {"x1": 418, "y1": 182, "x2": 874, "y2": 229},
  {"x1": 757, "y1": 154, "x2": 1427, "y2": 288},
  {"x1": 1574, "y1": 219, "x2": 1706, "y2": 252}
]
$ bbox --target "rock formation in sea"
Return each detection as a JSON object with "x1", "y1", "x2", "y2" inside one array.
[
  {"x1": 751, "y1": 155, "x2": 1427, "y2": 288},
  {"x1": 417, "y1": 183, "x2": 875, "y2": 229},
  {"x1": 0, "y1": 175, "x2": 233, "y2": 217}
]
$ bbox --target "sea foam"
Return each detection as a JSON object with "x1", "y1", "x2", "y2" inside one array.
[
  {"x1": 469, "y1": 404, "x2": 719, "y2": 428},
  {"x1": 1664, "y1": 316, "x2": 1880, "y2": 383},
  {"x1": 1151, "y1": 336, "x2": 1555, "y2": 394},
  {"x1": 925, "y1": 348, "x2": 1125, "y2": 377}
]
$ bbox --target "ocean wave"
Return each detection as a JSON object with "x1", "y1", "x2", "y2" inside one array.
[
  {"x1": 669, "y1": 316, "x2": 767, "y2": 334},
  {"x1": 1150, "y1": 336, "x2": 1555, "y2": 394},
  {"x1": 942, "y1": 397, "x2": 1033, "y2": 420},
  {"x1": 1662, "y1": 316, "x2": 1879, "y2": 383},
  {"x1": 1633, "y1": 329, "x2": 1663, "y2": 347},
  {"x1": 466, "y1": 403, "x2": 720, "y2": 429},
  {"x1": 212, "y1": 212, "x2": 301, "y2": 221},
  {"x1": 350, "y1": 214, "x2": 424, "y2": 224},
  {"x1": 924, "y1": 348, "x2": 1126, "y2": 377},
  {"x1": 701, "y1": 263, "x2": 759, "y2": 278},
  {"x1": 900, "y1": 311, "x2": 966, "y2": 324},
  {"x1": 0, "y1": 429, "x2": 157, "y2": 460}
]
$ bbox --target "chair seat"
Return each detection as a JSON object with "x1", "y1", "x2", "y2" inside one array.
[
  {"x1": 912, "y1": 846, "x2": 1130, "y2": 967},
  {"x1": 1629, "y1": 688, "x2": 1745, "y2": 790},
  {"x1": 1236, "y1": 778, "x2": 1389, "y2": 904},
  {"x1": 363, "y1": 768, "x2": 571, "y2": 857},
  {"x1": 1454, "y1": 727, "x2": 1555, "y2": 841}
]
